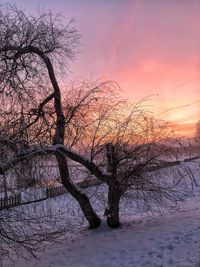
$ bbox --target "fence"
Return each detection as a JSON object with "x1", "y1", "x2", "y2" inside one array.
[
  {"x1": 0, "y1": 180, "x2": 98, "y2": 210},
  {"x1": 184, "y1": 156, "x2": 200, "y2": 162},
  {"x1": 0, "y1": 155, "x2": 199, "y2": 210},
  {"x1": 0, "y1": 194, "x2": 21, "y2": 210},
  {"x1": 46, "y1": 185, "x2": 67, "y2": 198},
  {"x1": 0, "y1": 186, "x2": 67, "y2": 210}
]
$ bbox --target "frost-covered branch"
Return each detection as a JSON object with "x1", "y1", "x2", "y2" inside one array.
[{"x1": 0, "y1": 144, "x2": 110, "y2": 182}]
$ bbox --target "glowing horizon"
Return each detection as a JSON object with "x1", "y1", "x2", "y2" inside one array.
[{"x1": 5, "y1": 0, "x2": 200, "y2": 137}]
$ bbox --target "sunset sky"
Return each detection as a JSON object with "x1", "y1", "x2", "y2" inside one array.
[{"x1": 5, "y1": 0, "x2": 200, "y2": 137}]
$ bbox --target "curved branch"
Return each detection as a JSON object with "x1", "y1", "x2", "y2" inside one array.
[
  {"x1": 0, "y1": 45, "x2": 65, "y2": 143},
  {"x1": 0, "y1": 145, "x2": 109, "y2": 182}
]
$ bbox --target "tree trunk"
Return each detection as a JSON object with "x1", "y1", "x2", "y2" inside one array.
[
  {"x1": 39, "y1": 51, "x2": 100, "y2": 228},
  {"x1": 56, "y1": 153, "x2": 101, "y2": 228},
  {"x1": 106, "y1": 185, "x2": 122, "y2": 228},
  {"x1": 105, "y1": 143, "x2": 121, "y2": 228}
]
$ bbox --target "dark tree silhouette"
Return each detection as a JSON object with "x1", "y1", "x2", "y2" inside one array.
[{"x1": 0, "y1": 4, "x2": 100, "y2": 228}]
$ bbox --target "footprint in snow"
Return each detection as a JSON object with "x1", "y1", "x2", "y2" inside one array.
[
  {"x1": 166, "y1": 244, "x2": 174, "y2": 250},
  {"x1": 173, "y1": 236, "x2": 180, "y2": 244},
  {"x1": 157, "y1": 252, "x2": 163, "y2": 259},
  {"x1": 148, "y1": 250, "x2": 156, "y2": 256}
]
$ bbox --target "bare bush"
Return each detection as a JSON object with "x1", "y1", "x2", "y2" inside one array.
[{"x1": 0, "y1": 193, "x2": 87, "y2": 266}]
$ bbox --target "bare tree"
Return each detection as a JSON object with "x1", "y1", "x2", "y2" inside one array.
[
  {"x1": 0, "y1": 5, "x2": 104, "y2": 264},
  {"x1": 0, "y1": 4, "x2": 100, "y2": 228},
  {"x1": 61, "y1": 95, "x2": 191, "y2": 227}
]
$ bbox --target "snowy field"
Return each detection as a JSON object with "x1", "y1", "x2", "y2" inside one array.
[{"x1": 4, "y1": 159, "x2": 200, "y2": 267}]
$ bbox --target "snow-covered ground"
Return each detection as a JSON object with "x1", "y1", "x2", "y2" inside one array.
[
  {"x1": 4, "y1": 159, "x2": 200, "y2": 267},
  {"x1": 16, "y1": 209, "x2": 200, "y2": 267}
]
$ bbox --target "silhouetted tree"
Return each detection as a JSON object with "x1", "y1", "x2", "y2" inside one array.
[{"x1": 0, "y1": 4, "x2": 100, "y2": 228}]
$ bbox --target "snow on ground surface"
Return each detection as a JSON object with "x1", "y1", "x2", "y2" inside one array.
[{"x1": 6, "y1": 160, "x2": 200, "y2": 267}]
